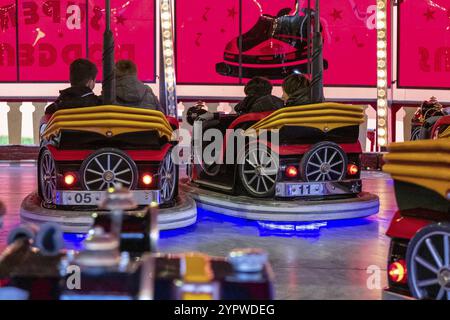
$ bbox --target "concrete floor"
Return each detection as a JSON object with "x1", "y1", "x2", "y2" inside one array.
[{"x1": 0, "y1": 162, "x2": 396, "y2": 300}]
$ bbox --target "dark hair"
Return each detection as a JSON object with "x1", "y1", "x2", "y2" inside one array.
[
  {"x1": 70, "y1": 59, "x2": 98, "y2": 87},
  {"x1": 244, "y1": 77, "x2": 273, "y2": 96},
  {"x1": 116, "y1": 60, "x2": 137, "y2": 77},
  {"x1": 282, "y1": 74, "x2": 311, "y2": 96}
]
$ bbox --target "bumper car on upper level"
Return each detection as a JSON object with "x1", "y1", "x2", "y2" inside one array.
[
  {"x1": 0, "y1": 188, "x2": 273, "y2": 300},
  {"x1": 20, "y1": 106, "x2": 197, "y2": 233},
  {"x1": 182, "y1": 102, "x2": 379, "y2": 222},
  {"x1": 383, "y1": 138, "x2": 450, "y2": 300}
]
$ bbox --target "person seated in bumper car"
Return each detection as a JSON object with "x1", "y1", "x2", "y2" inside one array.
[
  {"x1": 282, "y1": 73, "x2": 313, "y2": 107},
  {"x1": 234, "y1": 76, "x2": 284, "y2": 115},
  {"x1": 45, "y1": 59, "x2": 102, "y2": 115},
  {"x1": 115, "y1": 60, "x2": 165, "y2": 113}
]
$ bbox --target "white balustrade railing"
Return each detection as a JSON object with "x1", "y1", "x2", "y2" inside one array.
[{"x1": 0, "y1": 100, "x2": 412, "y2": 151}]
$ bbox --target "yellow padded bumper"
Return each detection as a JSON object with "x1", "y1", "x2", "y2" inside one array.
[
  {"x1": 383, "y1": 138, "x2": 450, "y2": 198},
  {"x1": 183, "y1": 252, "x2": 214, "y2": 284},
  {"x1": 248, "y1": 102, "x2": 365, "y2": 133},
  {"x1": 42, "y1": 105, "x2": 173, "y2": 140}
]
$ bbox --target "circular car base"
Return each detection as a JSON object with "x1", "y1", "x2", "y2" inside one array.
[
  {"x1": 20, "y1": 192, "x2": 197, "y2": 233},
  {"x1": 181, "y1": 182, "x2": 379, "y2": 222}
]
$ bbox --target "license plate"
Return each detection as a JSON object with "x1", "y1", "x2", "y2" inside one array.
[
  {"x1": 287, "y1": 183, "x2": 324, "y2": 196},
  {"x1": 62, "y1": 192, "x2": 103, "y2": 205}
]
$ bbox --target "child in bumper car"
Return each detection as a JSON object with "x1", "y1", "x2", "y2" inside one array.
[
  {"x1": 45, "y1": 59, "x2": 102, "y2": 115},
  {"x1": 282, "y1": 73, "x2": 313, "y2": 107},
  {"x1": 234, "y1": 76, "x2": 284, "y2": 115},
  {"x1": 115, "y1": 60, "x2": 165, "y2": 113}
]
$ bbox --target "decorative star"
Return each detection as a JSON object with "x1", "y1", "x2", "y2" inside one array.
[
  {"x1": 116, "y1": 15, "x2": 126, "y2": 25},
  {"x1": 424, "y1": 8, "x2": 435, "y2": 21},
  {"x1": 228, "y1": 7, "x2": 237, "y2": 19},
  {"x1": 330, "y1": 8, "x2": 342, "y2": 21},
  {"x1": 220, "y1": 28, "x2": 226, "y2": 33}
]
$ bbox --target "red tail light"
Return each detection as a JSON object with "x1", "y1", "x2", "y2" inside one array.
[
  {"x1": 64, "y1": 173, "x2": 76, "y2": 186},
  {"x1": 142, "y1": 174, "x2": 153, "y2": 186},
  {"x1": 285, "y1": 166, "x2": 299, "y2": 178},
  {"x1": 347, "y1": 164, "x2": 359, "y2": 176},
  {"x1": 388, "y1": 260, "x2": 407, "y2": 284}
]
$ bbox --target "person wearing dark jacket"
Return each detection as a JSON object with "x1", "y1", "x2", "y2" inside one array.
[
  {"x1": 234, "y1": 77, "x2": 284, "y2": 115},
  {"x1": 45, "y1": 59, "x2": 102, "y2": 115},
  {"x1": 282, "y1": 73, "x2": 313, "y2": 107},
  {"x1": 115, "y1": 60, "x2": 165, "y2": 113}
]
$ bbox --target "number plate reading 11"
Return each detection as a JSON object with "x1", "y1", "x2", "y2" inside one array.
[{"x1": 287, "y1": 183, "x2": 324, "y2": 196}]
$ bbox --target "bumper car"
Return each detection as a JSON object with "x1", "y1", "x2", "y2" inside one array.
[
  {"x1": 21, "y1": 105, "x2": 197, "y2": 232},
  {"x1": 431, "y1": 115, "x2": 450, "y2": 140},
  {"x1": 383, "y1": 138, "x2": 450, "y2": 300},
  {"x1": 183, "y1": 102, "x2": 379, "y2": 222},
  {"x1": 0, "y1": 189, "x2": 274, "y2": 300},
  {"x1": 410, "y1": 97, "x2": 446, "y2": 140},
  {"x1": 216, "y1": 5, "x2": 328, "y2": 79}
]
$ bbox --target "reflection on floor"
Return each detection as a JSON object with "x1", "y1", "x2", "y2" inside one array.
[{"x1": 0, "y1": 162, "x2": 396, "y2": 300}]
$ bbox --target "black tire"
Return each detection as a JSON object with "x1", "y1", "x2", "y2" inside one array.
[
  {"x1": 158, "y1": 150, "x2": 178, "y2": 204},
  {"x1": 406, "y1": 223, "x2": 450, "y2": 300},
  {"x1": 80, "y1": 148, "x2": 138, "y2": 191},
  {"x1": 238, "y1": 144, "x2": 279, "y2": 198},
  {"x1": 300, "y1": 141, "x2": 347, "y2": 182},
  {"x1": 38, "y1": 149, "x2": 57, "y2": 205}
]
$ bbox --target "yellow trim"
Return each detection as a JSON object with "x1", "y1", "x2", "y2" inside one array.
[
  {"x1": 42, "y1": 105, "x2": 173, "y2": 140},
  {"x1": 248, "y1": 103, "x2": 365, "y2": 133},
  {"x1": 383, "y1": 138, "x2": 450, "y2": 198},
  {"x1": 182, "y1": 293, "x2": 213, "y2": 300},
  {"x1": 183, "y1": 253, "x2": 214, "y2": 283},
  {"x1": 439, "y1": 126, "x2": 450, "y2": 139}
]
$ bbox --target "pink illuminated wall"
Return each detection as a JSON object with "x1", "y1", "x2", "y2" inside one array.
[
  {"x1": 17, "y1": 1, "x2": 87, "y2": 82},
  {"x1": 176, "y1": 0, "x2": 379, "y2": 86},
  {"x1": 0, "y1": 0, "x2": 155, "y2": 82},
  {"x1": 398, "y1": 0, "x2": 450, "y2": 89},
  {"x1": 0, "y1": 1, "x2": 17, "y2": 81},
  {"x1": 88, "y1": 0, "x2": 155, "y2": 81}
]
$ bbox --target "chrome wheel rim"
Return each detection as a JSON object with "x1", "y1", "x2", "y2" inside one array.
[
  {"x1": 241, "y1": 148, "x2": 278, "y2": 196},
  {"x1": 83, "y1": 152, "x2": 135, "y2": 190},
  {"x1": 304, "y1": 146, "x2": 345, "y2": 182},
  {"x1": 159, "y1": 153, "x2": 176, "y2": 203},
  {"x1": 410, "y1": 231, "x2": 450, "y2": 300},
  {"x1": 40, "y1": 151, "x2": 57, "y2": 204}
]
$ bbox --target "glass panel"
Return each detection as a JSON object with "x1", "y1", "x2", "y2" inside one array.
[
  {"x1": 398, "y1": 0, "x2": 450, "y2": 89},
  {"x1": 17, "y1": 0, "x2": 87, "y2": 81},
  {"x1": 88, "y1": 0, "x2": 155, "y2": 82}
]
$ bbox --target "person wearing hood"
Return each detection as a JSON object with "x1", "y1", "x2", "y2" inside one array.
[
  {"x1": 234, "y1": 77, "x2": 284, "y2": 115},
  {"x1": 45, "y1": 59, "x2": 102, "y2": 115},
  {"x1": 115, "y1": 60, "x2": 164, "y2": 113},
  {"x1": 282, "y1": 73, "x2": 313, "y2": 107}
]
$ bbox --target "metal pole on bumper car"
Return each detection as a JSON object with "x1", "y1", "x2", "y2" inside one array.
[
  {"x1": 310, "y1": 0, "x2": 324, "y2": 103},
  {"x1": 103, "y1": 0, "x2": 116, "y2": 105}
]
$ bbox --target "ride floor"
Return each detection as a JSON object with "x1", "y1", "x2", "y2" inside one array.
[{"x1": 0, "y1": 162, "x2": 395, "y2": 300}]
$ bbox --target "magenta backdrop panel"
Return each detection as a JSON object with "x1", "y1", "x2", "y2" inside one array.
[
  {"x1": 88, "y1": 0, "x2": 155, "y2": 82},
  {"x1": 0, "y1": 1, "x2": 17, "y2": 81},
  {"x1": 18, "y1": 1, "x2": 87, "y2": 81},
  {"x1": 398, "y1": 0, "x2": 450, "y2": 89},
  {"x1": 176, "y1": 0, "x2": 378, "y2": 86}
]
